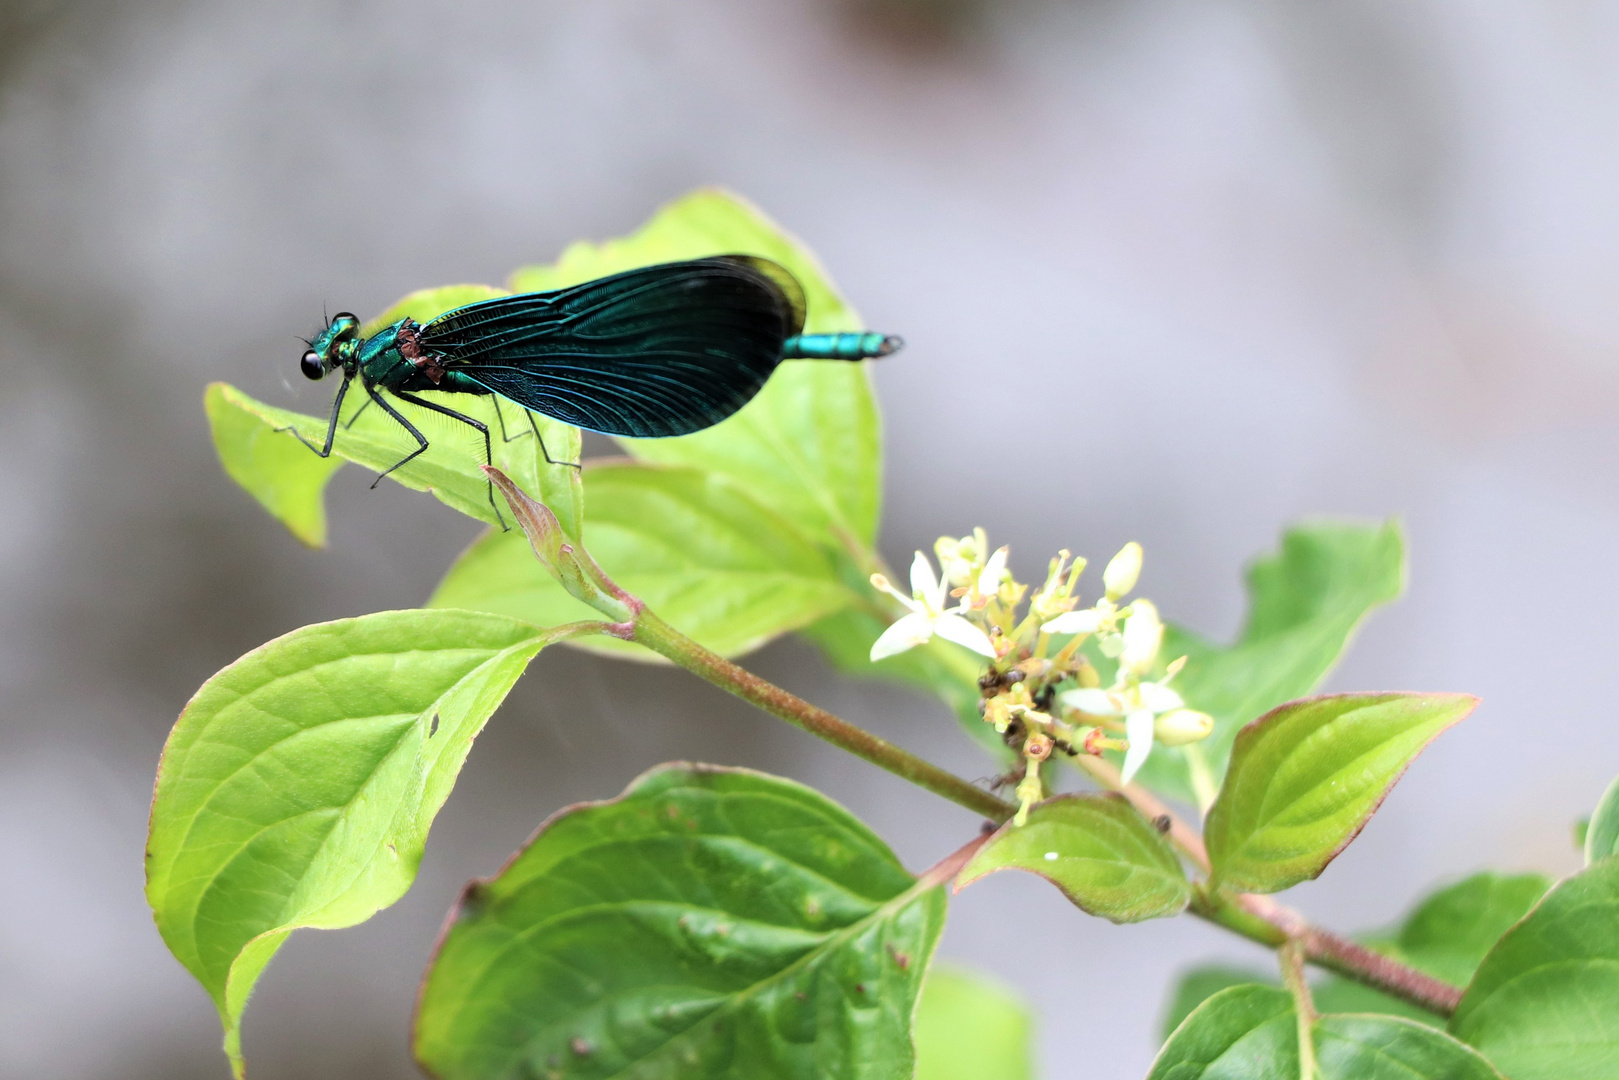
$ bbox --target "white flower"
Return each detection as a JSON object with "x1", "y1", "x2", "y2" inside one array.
[
  {"x1": 1056, "y1": 652, "x2": 1193, "y2": 785},
  {"x1": 869, "y1": 552, "x2": 997, "y2": 662}
]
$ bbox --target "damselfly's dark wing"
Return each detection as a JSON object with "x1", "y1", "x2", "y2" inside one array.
[{"x1": 420, "y1": 256, "x2": 808, "y2": 438}]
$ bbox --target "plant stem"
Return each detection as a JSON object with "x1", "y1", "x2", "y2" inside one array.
[
  {"x1": 1193, "y1": 888, "x2": 1464, "y2": 1018},
  {"x1": 632, "y1": 606, "x2": 1017, "y2": 823},
  {"x1": 1280, "y1": 939, "x2": 1319, "y2": 1080},
  {"x1": 1070, "y1": 752, "x2": 1464, "y2": 1019}
]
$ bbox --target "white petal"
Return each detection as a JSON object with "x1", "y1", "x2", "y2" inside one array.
[
  {"x1": 1121, "y1": 709, "x2": 1156, "y2": 784},
  {"x1": 1058, "y1": 688, "x2": 1123, "y2": 716},
  {"x1": 931, "y1": 613, "x2": 997, "y2": 658},
  {"x1": 869, "y1": 612, "x2": 935, "y2": 661},
  {"x1": 1041, "y1": 609, "x2": 1102, "y2": 635},
  {"x1": 976, "y1": 546, "x2": 1009, "y2": 596},
  {"x1": 909, "y1": 551, "x2": 945, "y2": 612},
  {"x1": 1137, "y1": 681, "x2": 1185, "y2": 713},
  {"x1": 870, "y1": 573, "x2": 922, "y2": 612}
]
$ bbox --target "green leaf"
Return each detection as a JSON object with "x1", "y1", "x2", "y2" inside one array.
[
  {"x1": 145, "y1": 609, "x2": 576, "y2": 1077},
  {"x1": 1391, "y1": 872, "x2": 1553, "y2": 988},
  {"x1": 431, "y1": 461, "x2": 859, "y2": 659},
  {"x1": 1450, "y1": 857, "x2": 1619, "y2": 1079},
  {"x1": 1313, "y1": 1015, "x2": 1504, "y2": 1079},
  {"x1": 1150, "y1": 985, "x2": 1503, "y2": 1080},
  {"x1": 1148, "y1": 984, "x2": 1299, "y2": 1079},
  {"x1": 913, "y1": 965, "x2": 1034, "y2": 1080},
  {"x1": 509, "y1": 188, "x2": 882, "y2": 549},
  {"x1": 1138, "y1": 520, "x2": 1406, "y2": 802},
  {"x1": 956, "y1": 794, "x2": 1189, "y2": 922},
  {"x1": 208, "y1": 279, "x2": 582, "y2": 540},
  {"x1": 1204, "y1": 692, "x2": 1476, "y2": 893},
  {"x1": 364, "y1": 283, "x2": 508, "y2": 333},
  {"x1": 1586, "y1": 771, "x2": 1619, "y2": 865},
  {"x1": 413, "y1": 764, "x2": 946, "y2": 1080},
  {"x1": 206, "y1": 382, "x2": 345, "y2": 547},
  {"x1": 1159, "y1": 966, "x2": 1272, "y2": 1040}
]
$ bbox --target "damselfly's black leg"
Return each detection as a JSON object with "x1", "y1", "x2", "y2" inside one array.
[
  {"x1": 528, "y1": 411, "x2": 582, "y2": 471},
  {"x1": 276, "y1": 375, "x2": 350, "y2": 456},
  {"x1": 490, "y1": 396, "x2": 528, "y2": 444},
  {"x1": 342, "y1": 394, "x2": 373, "y2": 430},
  {"x1": 365, "y1": 384, "x2": 432, "y2": 484},
  {"x1": 490, "y1": 394, "x2": 579, "y2": 471},
  {"x1": 392, "y1": 389, "x2": 509, "y2": 529}
]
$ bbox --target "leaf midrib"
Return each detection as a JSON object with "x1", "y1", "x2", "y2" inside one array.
[{"x1": 1224, "y1": 713, "x2": 1434, "y2": 867}]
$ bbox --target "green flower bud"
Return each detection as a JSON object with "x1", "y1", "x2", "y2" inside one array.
[{"x1": 1153, "y1": 709, "x2": 1214, "y2": 747}]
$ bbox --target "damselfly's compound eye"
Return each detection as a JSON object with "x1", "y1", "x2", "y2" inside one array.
[
  {"x1": 331, "y1": 311, "x2": 359, "y2": 336},
  {"x1": 300, "y1": 349, "x2": 324, "y2": 380}
]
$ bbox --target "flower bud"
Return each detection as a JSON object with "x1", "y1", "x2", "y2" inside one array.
[
  {"x1": 1103, "y1": 542, "x2": 1143, "y2": 600},
  {"x1": 1041, "y1": 608, "x2": 1102, "y2": 635},
  {"x1": 1153, "y1": 708, "x2": 1214, "y2": 747},
  {"x1": 934, "y1": 535, "x2": 976, "y2": 588},
  {"x1": 1119, "y1": 598, "x2": 1163, "y2": 675}
]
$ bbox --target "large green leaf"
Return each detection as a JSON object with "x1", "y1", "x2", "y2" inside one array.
[
  {"x1": 413, "y1": 764, "x2": 946, "y2": 1080},
  {"x1": 1139, "y1": 520, "x2": 1406, "y2": 802},
  {"x1": 145, "y1": 609, "x2": 578, "y2": 1077},
  {"x1": 508, "y1": 188, "x2": 883, "y2": 549},
  {"x1": 1149, "y1": 985, "x2": 1502, "y2": 1080},
  {"x1": 1163, "y1": 872, "x2": 1551, "y2": 1033},
  {"x1": 211, "y1": 281, "x2": 583, "y2": 540},
  {"x1": 1204, "y1": 693, "x2": 1476, "y2": 893},
  {"x1": 956, "y1": 794, "x2": 1189, "y2": 922},
  {"x1": 913, "y1": 966, "x2": 1034, "y2": 1080},
  {"x1": 206, "y1": 383, "x2": 345, "y2": 547},
  {"x1": 431, "y1": 461, "x2": 859, "y2": 659},
  {"x1": 1450, "y1": 858, "x2": 1619, "y2": 1078},
  {"x1": 1586, "y1": 771, "x2": 1619, "y2": 865}
]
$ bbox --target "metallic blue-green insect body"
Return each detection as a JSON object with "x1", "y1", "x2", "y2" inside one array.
[{"x1": 290, "y1": 255, "x2": 902, "y2": 523}]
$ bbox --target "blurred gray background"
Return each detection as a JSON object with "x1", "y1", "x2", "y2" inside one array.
[{"x1": 3, "y1": 0, "x2": 1618, "y2": 1076}]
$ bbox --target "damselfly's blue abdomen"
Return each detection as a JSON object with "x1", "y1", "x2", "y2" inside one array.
[{"x1": 783, "y1": 332, "x2": 903, "y2": 361}]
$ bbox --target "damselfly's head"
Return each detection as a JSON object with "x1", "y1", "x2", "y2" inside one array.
[{"x1": 300, "y1": 311, "x2": 362, "y2": 380}]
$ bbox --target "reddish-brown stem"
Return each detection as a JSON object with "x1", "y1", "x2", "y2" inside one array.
[
  {"x1": 1233, "y1": 891, "x2": 1464, "y2": 1016},
  {"x1": 632, "y1": 607, "x2": 1018, "y2": 823},
  {"x1": 1070, "y1": 749, "x2": 1463, "y2": 1018}
]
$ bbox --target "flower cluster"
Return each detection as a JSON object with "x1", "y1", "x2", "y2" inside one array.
[{"x1": 869, "y1": 532, "x2": 1213, "y2": 823}]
